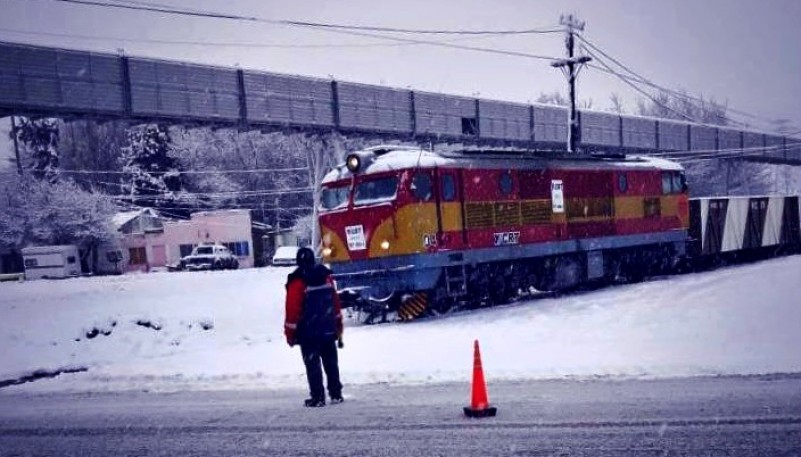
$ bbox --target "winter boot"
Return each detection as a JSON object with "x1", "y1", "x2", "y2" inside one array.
[{"x1": 304, "y1": 398, "x2": 325, "y2": 408}]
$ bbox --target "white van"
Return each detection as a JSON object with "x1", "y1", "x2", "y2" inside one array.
[
  {"x1": 21, "y1": 245, "x2": 82, "y2": 280},
  {"x1": 271, "y1": 246, "x2": 300, "y2": 266}
]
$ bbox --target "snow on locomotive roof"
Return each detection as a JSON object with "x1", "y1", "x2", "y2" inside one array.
[{"x1": 322, "y1": 147, "x2": 682, "y2": 184}]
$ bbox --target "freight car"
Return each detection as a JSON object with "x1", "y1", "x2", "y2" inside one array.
[{"x1": 318, "y1": 145, "x2": 800, "y2": 323}]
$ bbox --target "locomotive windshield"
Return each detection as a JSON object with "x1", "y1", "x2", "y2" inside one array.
[
  {"x1": 354, "y1": 176, "x2": 399, "y2": 206},
  {"x1": 320, "y1": 184, "x2": 350, "y2": 211}
]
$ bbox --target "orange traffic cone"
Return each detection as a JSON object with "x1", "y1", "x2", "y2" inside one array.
[{"x1": 463, "y1": 339, "x2": 497, "y2": 418}]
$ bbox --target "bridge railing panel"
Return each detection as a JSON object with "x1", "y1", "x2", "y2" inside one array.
[
  {"x1": 478, "y1": 99, "x2": 530, "y2": 141},
  {"x1": 0, "y1": 43, "x2": 125, "y2": 114},
  {"x1": 658, "y1": 120, "x2": 689, "y2": 151},
  {"x1": 413, "y1": 91, "x2": 476, "y2": 137},
  {"x1": 743, "y1": 131, "x2": 765, "y2": 156},
  {"x1": 337, "y1": 82, "x2": 412, "y2": 134},
  {"x1": 764, "y1": 134, "x2": 783, "y2": 160},
  {"x1": 621, "y1": 115, "x2": 656, "y2": 149},
  {"x1": 578, "y1": 110, "x2": 620, "y2": 148},
  {"x1": 532, "y1": 105, "x2": 568, "y2": 145},
  {"x1": 690, "y1": 125, "x2": 717, "y2": 151},
  {"x1": 718, "y1": 128, "x2": 742, "y2": 152},
  {"x1": 243, "y1": 71, "x2": 334, "y2": 127},
  {"x1": 128, "y1": 58, "x2": 239, "y2": 121}
]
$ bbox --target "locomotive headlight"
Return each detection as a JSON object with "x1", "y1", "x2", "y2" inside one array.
[
  {"x1": 346, "y1": 154, "x2": 361, "y2": 172},
  {"x1": 322, "y1": 247, "x2": 333, "y2": 257},
  {"x1": 380, "y1": 240, "x2": 390, "y2": 250}
]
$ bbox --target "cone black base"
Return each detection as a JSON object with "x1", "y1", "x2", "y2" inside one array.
[{"x1": 463, "y1": 406, "x2": 497, "y2": 418}]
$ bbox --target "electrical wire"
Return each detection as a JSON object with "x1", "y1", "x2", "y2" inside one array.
[
  {"x1": 50, "y1": 0, "x2": 563, "y2": 35},
  {"x1": 576, "y1": 33, "x2": 801, "y2": 131},
  {"x1": 58, "y1": 166, "x2": 310, "y2": 175},
  {"x1": 584, "y1": 48, "x2": 700, "y2": 123},
  {"x1": 0, "y1": 26, "x2": 522, "y2": 49}
]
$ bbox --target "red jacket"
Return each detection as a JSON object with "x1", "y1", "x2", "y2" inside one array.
[{"x1": 284, "y1": 270, "x2": 343, "y2": 345}]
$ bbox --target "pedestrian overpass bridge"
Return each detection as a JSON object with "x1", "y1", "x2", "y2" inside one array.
[{"x1": 1, "y1": 40, "x2": 798, "y2": 164}]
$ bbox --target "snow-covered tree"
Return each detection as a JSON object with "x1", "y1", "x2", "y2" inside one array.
[
  {"x1": 636, "y1": 91, "x2": 729, "y2": 126},
  {"x1": 121, "y1": 124, "x2": 181, "y2": 209},
  {"x1": 11, "y1": 118, "x2": 60, "y2": 182},
  {"x1": 0, "y1": 173, "x2": 118, "y2": 272}
]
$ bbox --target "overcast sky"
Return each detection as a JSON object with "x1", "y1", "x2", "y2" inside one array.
[{"x1": 1, "y1": 0, "x2": 800, "y2": 165}]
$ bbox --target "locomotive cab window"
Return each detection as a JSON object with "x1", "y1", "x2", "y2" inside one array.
[
  {"x1": 320, "y1": 184, "x2": 350, "y2": 211},
  {"x1": 411, "y1": 173, "x2": 433, "y2": 202},
  {"x1": 354, "y1": 176, "x2": 399, "y2": 206}
]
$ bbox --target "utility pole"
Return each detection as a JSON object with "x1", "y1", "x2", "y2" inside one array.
[
  {"x1": 10, "y1": 116, "x2": 22, "y2": 175},
  {"x1": 551, "y1": 14, "x2": 592, "y2": 153}
]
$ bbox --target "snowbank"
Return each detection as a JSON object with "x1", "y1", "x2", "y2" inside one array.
[{"x1": 1, "y1": 257, "x2": 800, "y2": 393}]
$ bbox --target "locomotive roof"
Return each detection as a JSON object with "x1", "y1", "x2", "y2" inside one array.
[{"x1": 322, "y1": 146, "x2": 683, "y2": 184}]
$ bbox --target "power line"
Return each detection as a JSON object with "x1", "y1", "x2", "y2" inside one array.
[
  {"x1": 285, "y1": 21, "x2": 563, "y2": 36},
  {"x1": 58, "y1": 166, "x2": 310, "y2": 175},
  {"x1": 576, "y1": 34, "x2": 801, "y2": 131},
  {"x1": 295, "y1": 27, "x2": 562, "y2": 62},
  {"x1": 0, "y1": 26, "x2": 515, "y2": 49},
  {"x1": 584, "y1": 48, "x2": 700, "y2": 123},
  {"x1": 44, "y1": 0, "x2": 561, "y2": 61},
  {"x1": 50, "y1": 0, "x2": 563, "y2": 36}
]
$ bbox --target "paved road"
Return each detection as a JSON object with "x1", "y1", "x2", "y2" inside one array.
[{"x1": 1, "y1": 375, "x2": 800, "y2": 456}]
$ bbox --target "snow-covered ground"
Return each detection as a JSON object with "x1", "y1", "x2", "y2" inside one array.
[{"x1": 2, "y1": 256, "x2": 801, "y2": 393}]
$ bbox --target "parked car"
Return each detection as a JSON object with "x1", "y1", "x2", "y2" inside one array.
[
  {"x1": 271, "y1": 246, "x2": 300, "y2": 266},
  {"x1": 181, "y1": 244, "x2": 239, "y2": 271}
]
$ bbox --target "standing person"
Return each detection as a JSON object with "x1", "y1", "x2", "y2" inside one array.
[{"x1": 284, "y1": 247, "x2": 344, "y2": 407}]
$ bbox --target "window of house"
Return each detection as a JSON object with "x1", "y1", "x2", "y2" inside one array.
[
  {"x1": 106, "y1": 251, "x2": 123, "y2": 263},
  {"x1": 411, "y1": 173, "x2": 433, "y2": 202},
  {"x1": 224, "y1": 241, "x2": 250, "y2": 257},
  {"x1": 129, "y1": 247, "x2": 147, "y2": 265},
  {"x1": 441, "y1": 175, "x2": 456, "y2": 202},
  {"x1": 24, "y1": 258, "x2": 38, "y2": 268},
  {"x1": 179, "y1": 244, "x2": 195, "y2": 258},
  {"x1": 67, "y1": 256, "x2": 76, "y2": 264}
]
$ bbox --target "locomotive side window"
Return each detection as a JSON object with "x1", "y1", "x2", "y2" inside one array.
[
  {"x1": 673, "y1": 172, "x2": 687, "y2": 193},
  {"x1": 411, "y1": 173, "x2": 433, "y2": 202},
  {"x1": 321, "y1": 185, "x2": 350, "y2": 210},
  {"x1": 441, "y1": 174, "x2": 456, "y2": 202},
  {"x1": 618, "y1": 173, "x2": 628, "y2": 193},
  {"x1": 354, "y1": 176, "x2": 399, "y2": 205},
  {"x1": 499, "y1": 171, "x2": 513, "y2": 196},
  {"x1": 662, "y1": 172, "x2": 672, "y2": 195}
]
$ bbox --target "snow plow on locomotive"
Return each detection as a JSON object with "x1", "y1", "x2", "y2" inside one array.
[{"x1": 318, "y1": 145, "x2": 704, "y2": 323}]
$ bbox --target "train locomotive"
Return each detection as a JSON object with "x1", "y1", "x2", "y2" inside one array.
[{"x1": 318, "y1": 145, "x2": 801, "y2": 323}]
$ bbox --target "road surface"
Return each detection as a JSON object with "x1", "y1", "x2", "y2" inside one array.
[{"x1": 1, "y1": 375, "x2": 800, "y2": 456}]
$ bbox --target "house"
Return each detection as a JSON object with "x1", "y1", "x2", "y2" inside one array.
[
  {"x1": 113, "y1": 208, "x2": 170, "y2": 273},
  {"x1": 163, "y1": 209, "x2": 256, "y2": 268}
]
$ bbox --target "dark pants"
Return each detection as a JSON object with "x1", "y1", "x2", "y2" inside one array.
[{"x1": 300, "y1": 337, "x2": 342, "y2": 402}]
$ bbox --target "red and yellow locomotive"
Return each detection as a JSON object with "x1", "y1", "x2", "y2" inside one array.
[{"x1": 319, "y1": 146, "x2": 689, "y2": 322}]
